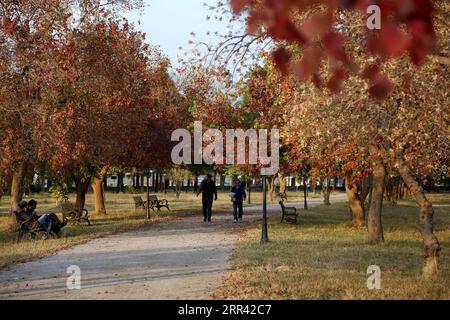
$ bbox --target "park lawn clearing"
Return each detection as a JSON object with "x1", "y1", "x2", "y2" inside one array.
[
  {"x1": 214, "y1": 194, "x2": 450, "y2": 300},
  {"x1": 0, "y1": 189, "x2": 314, "y2": 270}
]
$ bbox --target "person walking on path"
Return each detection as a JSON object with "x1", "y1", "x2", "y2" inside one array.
[
  {"x1": 231, "y1": 179, "x2": 247, "y2": 223},
  {"x1": 197, "y1": 174, "x2": 218, "y2": 222}
]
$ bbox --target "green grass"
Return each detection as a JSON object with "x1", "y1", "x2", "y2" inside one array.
[{"x1": 213, "y1": 194, "x2": 450, "y2": 300}]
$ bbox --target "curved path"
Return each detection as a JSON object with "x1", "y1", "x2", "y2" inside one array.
[{"x1": 0, "y1": 194, "x2": 346, "y2": 300}]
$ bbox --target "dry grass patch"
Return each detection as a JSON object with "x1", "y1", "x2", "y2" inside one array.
[{"x1": 214, "y1": 194, "x2": 450, "y2": 300}]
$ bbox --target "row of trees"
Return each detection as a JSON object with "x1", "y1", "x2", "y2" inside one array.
[
  {"x1": 188, "y1": 0, "x2": 449, "y2": 277},
  {"x1": 0, "y1": 1, "x2": 185, "y2": 216},
  {"x1": 0, "y1": 0, "x2": 448, "y2": 278}
]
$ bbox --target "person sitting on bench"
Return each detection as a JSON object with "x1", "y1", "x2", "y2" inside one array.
[
  {"x1": 26, "y1": 200, "x2": 66, "y2": 237},
  {"x1": 17, "y1": 201, "x2": 53, "y2": 239}
]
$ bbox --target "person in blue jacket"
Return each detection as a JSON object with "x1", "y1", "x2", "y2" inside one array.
[{"x1": 230, "y1": 179, "x2": 247, "y2": 223}]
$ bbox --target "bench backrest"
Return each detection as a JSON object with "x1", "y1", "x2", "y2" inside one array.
[
  {"x1": 13, "y1": 211, "x2": 26, "y2": 223},
  {"x1": 13, "y1": 211, "x2": 37, "y2": 230},
  {"x1": 148, "y1": 195, "x2": 158, "y2": 202},
  {"x1": 133, "y1": 196, "x2": 144, "y2": 205},
  {"x1": 61, "y1": 202, "x2": 75, "y2": 213}
]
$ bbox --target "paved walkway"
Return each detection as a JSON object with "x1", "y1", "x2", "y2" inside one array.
[{"x1": 0, "y1": 194, "x2": 346, "y2": 300}]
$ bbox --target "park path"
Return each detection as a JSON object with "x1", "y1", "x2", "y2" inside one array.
[{"x1": 0, "y1": 194, "x2": 346, "y2": 300}]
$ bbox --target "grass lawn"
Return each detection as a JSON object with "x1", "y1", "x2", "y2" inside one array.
[
  {"x1": 0, "y1": 189, "x2": 309, "y2": 269},
  {"x1": 213, "y1": 194, "x2": 450, "y2": 300}
]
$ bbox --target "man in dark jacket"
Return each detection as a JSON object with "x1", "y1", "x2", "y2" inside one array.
[
  {"x1": 197, "y1": 174, "x2": 218, "y2": 222},
  {"x1": 231, "y1": 179, "x2": 247, "y2": 223},
  {"x1": 26, "y1": 200, "x2": 66, "y2": 237},
  {"x1": 16, "y1": 200, "x2": 53, "y2": 239}
]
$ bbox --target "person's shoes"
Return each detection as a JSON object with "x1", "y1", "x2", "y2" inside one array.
[
  {"x1": 42, "y1": 234, "x2": 49, "y2": 240},
  {"x1": 233, "y1": 220, "x2": 238, "y2": 223},
  {"x1": 60, "y1": 221, "x2": 67, "y2": 228}
]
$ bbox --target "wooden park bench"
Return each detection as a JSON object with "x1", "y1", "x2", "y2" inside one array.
[
  {"x1": 279, "y1": 192, "x2": 288, "y2": 202},
  {"x1": 133, "y1": 196, "x2": 148, "y2": 211},
  {"x1": 133, "y1": 195, "x2": 170, "y2": 212},
  {"x1": 13, "y1": 211, "x2": 58, "y2": 241},
  {"x1": 148, "y1": 195, "x2": 170, "y2": 212},
  {"x1": 61, "y1": 201, "x2": 91, "y2": 226},
  {"x1": 279, "y1": 201, "x2": 299, "y2": 224}
]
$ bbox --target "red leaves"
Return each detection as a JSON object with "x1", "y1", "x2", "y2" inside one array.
[
  {"x1": 2, "y1": 18, "x2": 17, "y2": 35},
  {"x1": 272, "y1": 48, "x2": 291, "y2": 75},
  {"x1": 292, "y1": 46, "x2": 323, "y2": 81},
  {"x1": 268, "y1": 15, "x2": 306, "y2": 44},
  {"x1": 301, "y1": 12, "x2": 333, "y2": 41},
  {"x1": 362, "y1": 64, "x2": 380, "y2": 82},
  {"x1": 230, "y1": 0, "x2": 249, "y2": 14},
  {"x1": 323, "y1": 32, "x2": 348, "y2": 64},
  {"x1": 379, "y1": 24, "x2": 410, "y2": 57},
  {"x1": 407, "y1": 18, "x2": 436, "y2": 65},
  {"x1": 326, "y1": 69, "x2": 347, "y2": 93},
  {"x1": 363, "y1": 64, "x2": 394, "y2": 99},
  {"x1": 231, "y1": 0, "x2": 437, "y2": 99},
  {"x1": 369, "y1": 76, "x2": 394, "y2": 100}
]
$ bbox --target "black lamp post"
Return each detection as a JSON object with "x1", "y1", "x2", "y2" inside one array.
[
  {"x1": 261, "y1": 176, "x2": 269, "y2": 243},
  {"x1": 302, "y1": 169, "x2": 308, "y2": 210},
  {"x1": 146, "y1": 170, "x2": 152, "y2": 220}
]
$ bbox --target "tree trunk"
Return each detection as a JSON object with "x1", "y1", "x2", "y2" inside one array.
[
  {"x1": 391, "y1": 177, "x2": 400, "y2": 205},
  {"x1": 75, "y1": 178, "x2": 90, "y2": 212},
  {"x1": 116, "y1": 173, "x2": 124, "y2": 193},
  {"x1": 323, "y1": 178, "x2": 331, "y2": 205},
  {"x1": 220, "y1": 175, "x2": 226, "y2": 191},
  {"x1": 345, "y1": 173, "x2": 365, "y2": 228},
  {"x1": 193, "y1": 175, "x2": 199, "y2": 193},
  {"x1": 267, "y1": 175, "x2": 276, "y2": 203},
  {"x1": 10, "y1": 162, "x2": 28, "y2": 216},
  {"x1": 135, "y1": 173, "x2": 140, "y2": 189},
  {"x1": 359, "y1": 174, "x2": 373, "y2": 206},
  {"x1": 186, "y1": 177, "x2": 191, "y2": 192},
  {"x1": 367, "y1": 146, "x2": 385, "y2": 244},
  {"x1": 247, "y1": 180, "x2": 252, "y2": 204},
  {"x1": 396, "y1": 153, "x2": 440, "y2": 276},
  {"x1": 140, "y1": 174, "x2": 145, "y2": 193},
  {"x1": 92, "y1": 165, "x2": 109, "y2": 215},
  {"x1": 278, "y1": 172, "x2": 287, "y2": 194},
  {"x1": 311, "y1": 178, "x2": 317, "y2": 194},
  {"x1": 176, "y1": 182, "x2": 182, "y2": 199}
]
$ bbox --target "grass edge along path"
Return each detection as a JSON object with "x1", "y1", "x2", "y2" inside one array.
[{"x1": 0, "y1": 210, "x2": 197, "y2": 270}]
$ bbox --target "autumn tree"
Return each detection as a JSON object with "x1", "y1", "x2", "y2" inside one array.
[
  {"x1": 229, "y1": 0, "x2": 443, "y2": 98},
  {"x1": 0, "y1": 0, "x2": 74, "y2": 216},
  {"x1": 280, "y1": 4, "x2": 448, "y2": 274}
]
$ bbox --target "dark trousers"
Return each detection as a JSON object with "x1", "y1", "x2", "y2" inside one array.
[
  {"x1": 48, "y1": 213, "x2": 63, "y2": 234},
  {"x1": 202, "y1": 197, "x2": 214, "y2": 221},
  {"x1": 233, "y1": 200, "x2": 243, "y2": 220}
]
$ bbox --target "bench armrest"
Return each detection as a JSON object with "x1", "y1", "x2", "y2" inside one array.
[{"x1": 158, "y1": 199, "x2": 169, "y2": 206}]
